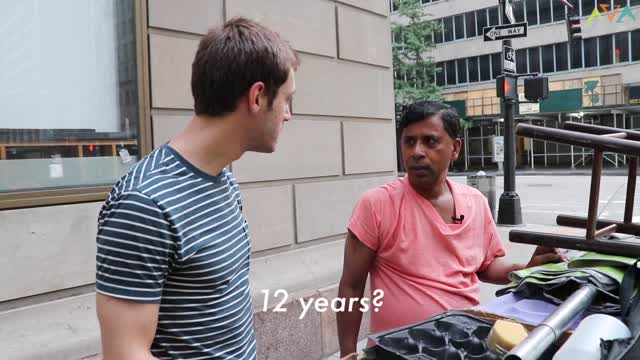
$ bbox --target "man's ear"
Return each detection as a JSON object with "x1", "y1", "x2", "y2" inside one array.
[
  {"x1": 451, "y1": 138, "x2": 462, "y2": 161},
  {"x1": 247, "y1": 82, "x2": 266, "y2": 114}
]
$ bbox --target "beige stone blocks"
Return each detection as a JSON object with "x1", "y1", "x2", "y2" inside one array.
[
  {"x1": 343, "y1": 121, "x2": 396, "y2": 175},
  {"x1": 149, "y1": 34, "x2": 199, "y2": 109},
  {"x1": 148, "y1": 0, "x2": 224, "y2": 34},
  {"x1": 241, "y1": 185, "x2": 295, "y2": 252}
]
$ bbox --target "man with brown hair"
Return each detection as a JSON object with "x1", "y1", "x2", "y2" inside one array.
[{"x1": 95, "y1": 17, "x2": 298, "y2": 359}]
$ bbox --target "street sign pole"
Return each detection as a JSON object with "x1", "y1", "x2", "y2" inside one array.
[{"x1": 497, "y1": 0, "x2": 522, "y2": 225}]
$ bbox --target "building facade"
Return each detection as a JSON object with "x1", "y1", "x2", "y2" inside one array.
[
  {"x1": 392, "y1": 0, "x2": 640, "y2": 171},
  {"x1": 0, "y1": 1, "x2": 395, "y2": 359}
]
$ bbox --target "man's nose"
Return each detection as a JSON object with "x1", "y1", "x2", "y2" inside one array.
[{"x1": 410, "y1": 143, "x2": 426, "y2": 158}]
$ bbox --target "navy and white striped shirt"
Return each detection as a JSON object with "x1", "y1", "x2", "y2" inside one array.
[{"x1": 96, "y1": 144, "x2": 256, "y2": 359}]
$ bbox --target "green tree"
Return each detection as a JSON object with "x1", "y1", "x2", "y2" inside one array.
[{"x1": 392, "y1": 0, "x2": 441, "y2": 108}]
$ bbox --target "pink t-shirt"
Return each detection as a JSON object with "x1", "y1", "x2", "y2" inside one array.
[{"x1": 348, "y1": 176, "x2": 506, "y2": 333}]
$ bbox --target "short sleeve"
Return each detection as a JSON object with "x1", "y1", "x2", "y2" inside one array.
[
  {"x1": 96, "y1": 191, "x2": 176, "y2": 303},
  {"x1": 348, "y1": 190, "x2": 382, "y2": 251},
  {"x1": 478, "y1": 202, "x2": 506, "y2": 272}
]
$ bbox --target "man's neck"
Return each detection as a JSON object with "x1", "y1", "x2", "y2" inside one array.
[
  {"x1": 412, "y1": 177, "x2": 449, "y2": 201},
  {"x1": 168, "y1": 114, "x2": 246, "y2": 177}
]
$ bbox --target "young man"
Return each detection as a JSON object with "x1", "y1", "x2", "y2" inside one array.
[
  {"x1": 336, "y1": 101, "x2": 564, "y2": 358},
  {"x1": 95, "y1": 18, "x2": 298, "y2": 360}
]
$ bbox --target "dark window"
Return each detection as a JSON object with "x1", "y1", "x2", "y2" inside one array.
[
  {"x1": 599, "y1": 35, "x2": 613, "y2": 66},
  {"x1": 542, "y1": 45, "x2": 555, "y2": 73},
  {"x1": 421, "y1": 0, "x2": 430, "y2": 4},
  {"x1": 613, "y1": 0, "x2": 627, "y2": 9},
  {"x1": 480, "y1": 55, "x2": 491, "y2": 81},
  {"x1": 581, "y1": 0, "x2": 595, "y2": 17},
  {"x1": 632, "y1": 30, "x2": 640, "y2": 61},
  {"x1": 615, "y1": 32, "x2": 630, "y2": 63},
  {"x1": 555, "y1": 43, "x2": 569, "y2": 71},
  {"x1": 529, "y1": 47, "x2": 541, "y2": 73},
  {"x1": 488, "y1": 7, "x2": 500, "y2": 26},
  {"x1": 632, "y1": 0, "x2": 640, "y2": 6},
  {"x1": 465, "y1": 12, "x2": 477, "y2": 38},
  {"x1": 476, "y1": 9, "x2": 488, "y2": 36},
  {"x1": 570, "y1": 40, "x2": 583, "y2": 69},
  {"x1": 444, "y1": 17, "x2": 454, "y2": 42},
  {"x1": 526, "y1": 0, "x2": 539, "y2": 25},
  {"x1": 584, "y1": 38, "x2": 598, "y2": 67},
  {"x1": 434, "y1": 19, "x2": 444, "y2": 44},
  {"x1": 539, "y1": 0, "x2": 552, "y2": 24},
  {"x1": 457, "y1": 59, "x2": 468, "y2": 83},
  {"x1": 454, "y1": 14, "x2": 465, "y2": 40},
  {"x1": 514, "y1": 0, "x2": 526, "y2": 22},
  {"x1": 436, "y1": 63, "x2": 445, "y2": 86},
  {"x1": 491, "y1": 53, "x2": 502, "y2": 79},
  {"x1": 468, "y1": 57, "x2": 479, "y2": 82},
  {"x1": 553, "y1": 0, "x2": 566, "y2": 22},
  {"x1": 392, "y1": 0, "x2": 400, "y2": 12},
  {"x1": 446, "y1": 61, "x2": 457, "y2": 85},
  {"x1": 516, "y1": 49, "x2": 528, "y2": 73}
]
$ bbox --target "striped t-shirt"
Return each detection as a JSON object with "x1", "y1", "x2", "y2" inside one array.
[{"x1": 96, "y1": 144, "x2": 256, "y2": 360}]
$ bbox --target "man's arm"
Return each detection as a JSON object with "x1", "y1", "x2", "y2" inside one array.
[
  {"x1": 96, "y1": 294, "x2": 160, "y2": 360},
  {"x1": 478, "y1": 246, "x2": 567, "y2": 284},
  {"x1": 337, "y1": 230, "x2": 376, "y2": 358}
]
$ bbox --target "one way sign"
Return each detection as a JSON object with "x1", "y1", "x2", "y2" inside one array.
[{"x1": 483, "y1": 22, "x2": 528, "y2": 41}]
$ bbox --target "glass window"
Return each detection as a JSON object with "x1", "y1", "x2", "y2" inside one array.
[
  {"x1": 514, "y1": 0, "x2": 526, "y2": 22},
  {"x1": 570, "y1": 40, "x2": 584, "y2": 69},
  {"x1": 529, "y1": 47, "x2": 541, "y2": 73},
  {"x1": 465, "y1": 12, "x2": 477, "y2": 38},
  {"x1": 581, "y1": 0, "x2": 595, "y2": 17},
  {"x1": 599, "y1": 35, "x2": 613, "y2": 66},
  {"x1": 454, "y1": 14, "x2": 465, "y2": 40},
  {"x1": 553, "y1": 0, "x2": 566, "y2": 22},
  {"x1": 632, "y1": 30, "x2": 640, "y2": 61},
  {"x1": 516, "y1": 49, "x2": 528, "y2": 73},
  {"x1": 613, "y1": 0, "x2": 627, "y2": 9},
  {"x1": 491, "y1": 53, "x2": 502, "y2": 79},
  {"x1": 615, "y1": 32, "x2": 630, "y2": 63},
  {"x1": 436, "y1": 63, "x2": 445, "y2": 86},
  {"x1": 392, "y1": 0, "x2": 400, "y2": 12},
  {"x1": 542, "y1": 45, "x2": 555, "y2": 73},
  {"x1": 526, "y1": 0, "x2": 539, "y2": 25},
  {"x1": 555, "y1": 43, "x2": 569, "y2": 71},
  {"x1": 539, "y1": 0, "x2": 552, "y2": 24},
  {"x1": 446, "y1": 61, "x2": 457, "y2": 85},
  {"x1": 584, "y1": 38, "x2": 598, "y2": 67},
  {"x1": 444, "y1": 17, "x2": 454, "y2": 42},
  {"x1": 434, "y1": 19, "x2": 444, "y2": 44},
  {"x1": 0, "y1": 0, "x2": 139, "y2": 193},
  {"x1": 632, "y1": 0, "x2": 640, "y2": 6},
  {"x1": 480, "y1": 55, "x2": 491, "y2": 81},
  {"x1": 457, "y1": 59, "x2": 468, "y2": 83},
  {"x1": 488, "y1": 7, "x2": 500, "y2": 26},
  {"x1": 476, "y1": 9, "x2": 488, "y2": 36},
  {"x1": 468, "y1": 57, "x2": 479, "y2": 83}
]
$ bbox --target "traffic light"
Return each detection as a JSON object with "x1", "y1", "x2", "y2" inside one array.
[
  {"x1": 524, "y1": 76, "x2": 549, "y2": 102},
  {"x1": 496, "y1": 74, "x2": 518, "y2": 101},
  {"x1": 565, "y1": 13, "x2": 582, "y2": 42}
]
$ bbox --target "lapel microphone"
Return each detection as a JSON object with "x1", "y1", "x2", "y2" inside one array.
[{"x1": 451, "y1": 214, "x2": 464, "y2": 224}]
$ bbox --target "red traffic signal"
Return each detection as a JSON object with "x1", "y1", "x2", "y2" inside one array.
[
  {"x1": 497, "y1": 74, "x2": 518, "y2": 100},
  {"x1": 566, "y1": 14, "x2": 582, "y2": 41}
]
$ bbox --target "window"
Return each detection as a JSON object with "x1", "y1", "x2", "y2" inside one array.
[
  {"x1": 552, "y1": 0, "x2": 566, "y2": 22},
  {"x1": 476, "y1": 9, "x2": 488, "y2": 36},
  {"x1": 615, "y1": 32, "x2": 630, "y2": 63},
  {"x1": 632, "y1": 0, "x2": 640, "y2": 6},
  {"x1": 454, "y1": 14, "x2": 465, "y2": 40},
  {"x1": 584, "y1": 38, "x2": 598, "y2": 67},
  {"x1": 465, "y1": 12, "x2": 477, "y2": 38},
  {"x1": 529, "y1": 47, "x2": 541, "y2": 73},
  {"x1": 434, "y1": 19, "x2": 444, "y2": 44},
  {"x1": 0, "y1": 0, "x2": 140, "y2": 194},
  {"x1": 632, "y1": 30, "x2": 640, "y2": 61},
  {"x1": 491, "y1": 53, "x2": 503, "y2": 79},
  {"x1": 539, "y1": 0, "x2": 552, "y2": 24},
  {"x1": 488, "y1": 7, "x2": 500, "y2": 26},
  {"x1": 480, "y1": 55, "x2": 491, "y2": 81},
  {"x1": 613, "y1": 0, "x2": 627, "y2": 9},
  {"x1": 516, "y1": 49, "x2": 528, "y2": 73},
  {"x1": 555, "y1": 43, "x2": 569, "y2": 71},
  {"x1": 444, "y1": 17, "x2": 454, "y2": 42},
  {"x1": 570, "y1": 40, "x2": 584, "y2": 69},
  {"x1": 526, "y1": 0, "x2": 539, "y2": 25},
  {"x1": 514, "y1": 0, "x2": 526, "y2": 22},
  {"x1": 581, "y1": 0, "x2": 595, "y2": 17},
  {"x1": 542, "y1": 45, "x2": 555, "y2": 73},
  {"x1": 436, "y1": 63, "x2": 445, "y2": 86},
  {"x1": 446, "y1": 61, "x2": 457, "y2": 85},
  {"x1": 457, "y1": 59, "x2": 468, "y2": 83},
  {"x1": 392, "y1": 0, "x2": 400, "y2": 12},
  {"x1": 599, "y1": 35, "x2": 613, "y2": 66},
  {"x1": 468, "y1": 57, "x2": 479, "y2": 83}
]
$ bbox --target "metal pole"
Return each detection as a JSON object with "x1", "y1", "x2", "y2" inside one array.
[{"x1": 497, "y1": 0, "x2": 522, "y2": 225}]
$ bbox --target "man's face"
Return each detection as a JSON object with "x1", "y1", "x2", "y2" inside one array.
[
  {"x1": 401, "y1": 115, "x2": 461, "y2": 191},
  {"x1": 251, "y1": 68, "x2": 296, "y2": 153}
]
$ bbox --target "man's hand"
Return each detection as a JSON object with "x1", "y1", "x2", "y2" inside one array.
[{"x1": 525, "y1": 246, "x2": 568, "y2": 268}]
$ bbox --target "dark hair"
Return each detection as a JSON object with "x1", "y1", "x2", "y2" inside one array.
[
  {"x1": 191, "y1": 17, "x2": 299, "y2": 117},
  {"x1": 397, "y1": 101, "x2": 460, "y2": 140}
]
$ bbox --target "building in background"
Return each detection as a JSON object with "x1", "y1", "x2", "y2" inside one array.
[
  {"x1": 0, "y1": 1, "x2": 395, "y2": 359},
  {"x1": 391, "y1": 0, "x2": 640, "y2": 171}
]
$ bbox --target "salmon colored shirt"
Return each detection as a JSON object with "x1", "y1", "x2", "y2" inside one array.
[{"x1": 348, "y1": 176, "x2": 506, "y2": 334}]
